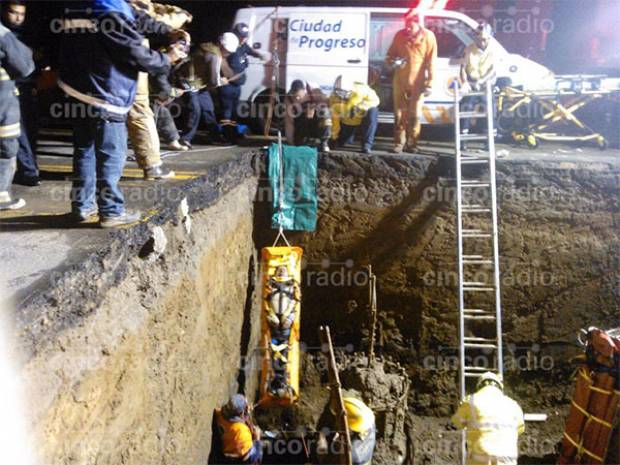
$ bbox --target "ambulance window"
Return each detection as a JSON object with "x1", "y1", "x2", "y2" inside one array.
[
  {"x1": 425, "y1": 16, "x2": 473, "y2": 58},
  {"x1": 369, "y1": 14, "x2": 403, "y2": 61}
]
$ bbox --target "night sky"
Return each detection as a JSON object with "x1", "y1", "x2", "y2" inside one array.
[{"x1": 16, "y1": 0, "x2": 620, "y2": 75}]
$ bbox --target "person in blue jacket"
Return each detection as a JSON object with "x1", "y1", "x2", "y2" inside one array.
[
  {"x1": 0, "y1": 18, "x2": 34, "y2": 210},
  {"x1": 58, "y1": 0, "x2": 186, "y2": 227}
]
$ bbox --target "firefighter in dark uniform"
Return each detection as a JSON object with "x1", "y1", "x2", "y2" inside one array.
[
  {"x1": 0, "y1": 20, "x2": 34, "y2": 210},
  {"x1": 219, "y1": 22, "x2": 268, "y2": 122}
]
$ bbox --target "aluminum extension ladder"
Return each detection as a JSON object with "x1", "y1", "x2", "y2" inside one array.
[{"x1": 454, "y1": 80, "x2": 504, "y2": 399}]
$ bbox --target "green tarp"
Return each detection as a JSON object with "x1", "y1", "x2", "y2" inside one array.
[{"x1": 268, "y1": 143, "x2": 318, "y2": 232}]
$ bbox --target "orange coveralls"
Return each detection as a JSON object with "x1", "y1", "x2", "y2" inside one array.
[{"x1": 386, "y1": 28, "x2": 437, "y2": 148}]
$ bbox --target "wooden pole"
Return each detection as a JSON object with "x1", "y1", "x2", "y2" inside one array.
[{"x1": 319, "y1": 326, "x2": 353, "y2": 465}]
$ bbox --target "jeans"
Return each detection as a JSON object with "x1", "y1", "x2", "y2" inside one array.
[
  {"x1": 72, "y1": 118, "x2": 127, "y2": 217},
  {"x1": 0, "y1": 138, "x2": 19, "y2": 193},
  {"x1": 16, "y1": 86, "x2": 39, "y2": 178},
  {"x1": 219, "y1": 84, "x2": 242, "y2": 121},
  {"x1": 337, "y1": 106, "x2": 378, "y2": 151},
  {"x1": 180, "y1": 90, "x2": 217, "y2": 143}
]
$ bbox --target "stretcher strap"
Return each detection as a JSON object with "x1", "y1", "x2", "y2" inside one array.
[
  {"x1": 578, "y1": 369, "x2": 620, "y2": 396},
  {"x1": 563, "y1": 430, "x2": 604, "y2": 463},
  {"x1": 570, "y1": 400, "x2": 614, "y2": 429}
]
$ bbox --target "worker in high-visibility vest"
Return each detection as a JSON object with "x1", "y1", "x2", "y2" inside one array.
[
  {"x1": 451, "y1": 372, "x2": 525, "y2": 465},
  {"x1": 329, "y1": 75, "x2": 380, "y2": 154},
  {"x1": 459, "y1": 21, "x2": 498, "y2": 150},
  {"x1": 385, "y1": 9, "x2": 437, "y2": 154},
  {"x1": 317, "y1": 396, "x2": 376, "y2": 465},
  {"x1": 345, "y1": 397, "x2": 376, "y2": 465},
  {"x1": 214, "y1": 394, "x2": 262, "y2": 464}
]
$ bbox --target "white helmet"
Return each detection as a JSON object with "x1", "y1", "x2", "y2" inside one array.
[
  {"x1": 476, "y1": 371, "x2": 504, "y2": 391},
  {"x1": 219, "y1": 32, "x2": 239, "y2": 53}
]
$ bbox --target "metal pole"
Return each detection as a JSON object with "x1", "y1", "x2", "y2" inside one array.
[
  {"x1": 486, "y1": 80, "x2": 504, "y2": 377},
  {"x1": 454, "y1": 82, "x2": 467, "y2": 465}
]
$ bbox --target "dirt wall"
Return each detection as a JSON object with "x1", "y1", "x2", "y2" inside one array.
[{"x1": 18, "y1": 177, "x2": 262, "y2": 465}]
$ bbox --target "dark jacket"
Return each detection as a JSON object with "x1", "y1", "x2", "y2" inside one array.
[
  {"x1": 0, "y1": 23, "x2": 34, "y2": 139},
  {"x1": 58, "y1": 0, "x2": 171, "y2": 121},
  {"x1": 226, "y1": 43, "x2": 261, "y2": 87}
]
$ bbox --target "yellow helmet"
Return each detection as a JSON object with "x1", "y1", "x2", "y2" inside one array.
[
  {"x1": 343, "y1": 397, "x2": 374, "y2": 434},
  {"x1": 476, "y1": 371, "x2": 504, "y2": 391}
]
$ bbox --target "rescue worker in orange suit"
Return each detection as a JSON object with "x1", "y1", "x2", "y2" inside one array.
[
  {"x1": 451, "y1": 372, "x2": 525, "y2": 465},
  {"x1": 386, "y1": 9, "x2": 437, "y2": 154},
  {"x1": 214, "y1": 394, "x2": 263, "y2": 465}
]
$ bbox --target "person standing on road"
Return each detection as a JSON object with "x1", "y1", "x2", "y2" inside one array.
[
  {"x1": 177, "y1": 32, "x2": 239, "y2": 147},
  {"x1": 0, "y1": 18, "x2": 34, "y2": 210},
  {"x1": 386, "y1": 9, "x2": 437, "y2": 154},
  {"x1": 1, "y1": 0, "x2": 40, "y2": 187},
  {"x1": 58, "y1": 0, "x2": 187, "y2": 227},
  {"x1": 452, "y1": 372, "x2": 525, "y2": 465},
  {"x1": 127, "y1": 0, "x2": 192, "y2": 180},
  {"x1": 219, "y1": 22, "x2": 269, "y2": 123}
]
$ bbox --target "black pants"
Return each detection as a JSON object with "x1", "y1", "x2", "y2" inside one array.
[
  {"x1": 294, "y1": 107, "x2": 331, "y2": 146},
  {"x1": 219, "y1": 84, "x2": 242, "y2": 121},
  {"x1": 180, "y1": 90, "x2": 217, "y2": 143}
]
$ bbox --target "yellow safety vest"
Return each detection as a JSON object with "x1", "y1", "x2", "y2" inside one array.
[{"x1": 451, "y1": 386, "x2": 524, "y2": 461}]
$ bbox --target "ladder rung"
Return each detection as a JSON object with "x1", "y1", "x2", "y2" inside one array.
[
  {"x1": 464, "y1": 343, "x2": 497, "y2": 349},
  {"x1": 466, "y1": 337, "x2": 497, "y2": 342},
  {"x1": 459, "y1": 111, "x2": 487, "y2": 118},
  {"x1": 464, "y1": 308, "x2": 492, "y2": 314},
  {"x1": 463, "y1": 229, "x2": 492, "y2": 238},
  {"x1": 461, "y1": 182, "x2": 490, "y2": 187},
  {"x1": 462, "y1": 207, "x2": 491, "y2": 212},
  {"x1": 462, "y1": 281, "x2": 490, "y2": 286},
  {"x1": 465, "y1": 314, "x2": 496, "y2": 320},
  {"x1": 464, "y1": 366, "x2": 490, "y2": 371},
  {"x1": 465, "y1": 372, "x2": 486, "y2": 377},
  {"x1": 460, "y1": 134, "x2": 488, "y2": 141},
  {"x1": 463, "y1": 287, "x2": 494, "y2": 292},
  {"x1": 462, "y1": 255, "x2": 493, "y2": 261},
  {"x1": 461, "y1": 158, "x2": 489, "y2": 165}
]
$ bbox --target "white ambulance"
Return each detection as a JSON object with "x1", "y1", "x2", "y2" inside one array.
[{"x1": 232, "y1": 6, "x2": 556, "y2": 126}]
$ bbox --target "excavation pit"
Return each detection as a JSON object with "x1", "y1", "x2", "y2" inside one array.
[{"x1": 6, "y1": 149, "x2": 620, "y2": 465}]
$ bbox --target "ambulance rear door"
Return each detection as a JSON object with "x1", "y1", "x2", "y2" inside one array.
[{"x1": 285, "y1": 9, "x2": 370, "y2": 94}]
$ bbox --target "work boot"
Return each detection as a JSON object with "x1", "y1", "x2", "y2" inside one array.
[
  {"x1": 166, "y1": 140, "x2": 189, "y2": 152},
  {"x1": 179, "y1": 139, "x2": 192, "y2": 150},
  {"x1": 404, "y1": 143, "x2": 418, "y2": 153},
  {"x1": 100, "y1": 210, "x2": 142, "y2": 229},
  {"x1": 144, "y1": 165, "x2": 175, "y2": 181},
  {"x1": 13, "y1": 174, "x2": 41, "y2": 187},
  {"x1": 0, "y1": 192, "x2": 25, "y2": 211},
  {"x1": 361, "y1": 145, "x2": 372, "y2": 155},
  {"x1": 70, "y1": 206, "x2": 98, "y2": 224},
  {"x1": 391, "y1": 144, "x2": 403, "y2": 154},
  {"x1": 320, "y1": 141, "x2": 330, "y2": 153}
]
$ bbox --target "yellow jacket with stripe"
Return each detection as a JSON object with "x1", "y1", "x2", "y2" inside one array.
[
  {"x1": 329, "y1": 82, "x2": 380, "y2": 139},
  {"x1": 451, "y1": 385, "x2": 525, "y2": 461},
  {"x1": 0, "y1": 23, "x2": 34, "y2": 139}
]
